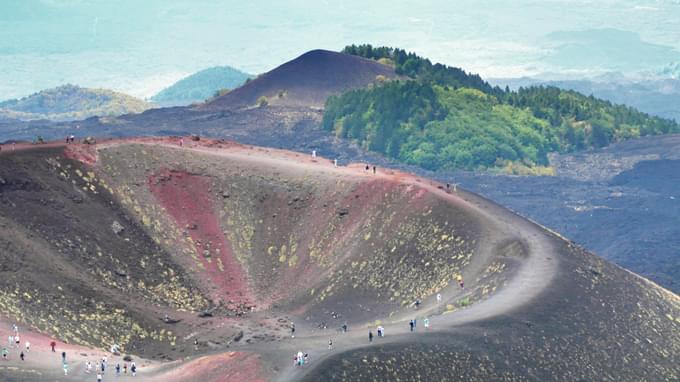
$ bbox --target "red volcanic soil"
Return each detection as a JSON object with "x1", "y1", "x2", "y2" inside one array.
[
  {"x1": 148, "y1": 169, "x2": 254, "y2": 307},
  {"x1": 149, "y1": 352, "x2": 266, "y2": 382}
]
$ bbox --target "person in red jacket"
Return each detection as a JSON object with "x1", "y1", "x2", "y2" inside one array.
[{"x1": 50, "y1": 341, "x2": 56, "y2": 352}]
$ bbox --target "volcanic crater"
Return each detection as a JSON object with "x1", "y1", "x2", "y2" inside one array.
[{"x1": 0, "y1": 138, "x2": 677, "y2": 381}]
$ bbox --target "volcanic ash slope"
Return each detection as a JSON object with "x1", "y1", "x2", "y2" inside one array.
[{"x1": 0, "y1": 140, "x2": 677, "y2": 382}]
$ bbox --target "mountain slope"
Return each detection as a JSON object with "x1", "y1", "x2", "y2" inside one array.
[
  {"x1": 326, "y1": 45, "x2": 679, "y2": 171},
  {"x1": 493, "y1": 75, "x2": 680, "y2": 122},
  {"x1": 0, "y1": 84, "x2": 154, "y2": 122},
  {"x1": 201, "y1": 49, "x2": 397, "y2": 110},
  {"x1": 0, "y1": 139, "x2": 677, "y2": 381},
  {"x1": 151, "y1": 66, "x2": 252, "y2": 107}
]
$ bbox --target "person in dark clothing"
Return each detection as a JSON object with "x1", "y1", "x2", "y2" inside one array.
[
  {"x1": 369, "y1": 331, "x2": 374, "y2": 343},
  {"x1": 50, "y1": 341, "x2": 56, "y2": 352},
  {"x1": 61, "y1": 351, "x2": 66, "y2": 362},
  {"x1": 372, "y1": 166, "x2": 376, "y2": 174},
  {"x1": 20, "y1": 351, "x2": 24, "y2": 361},
  {"x1": 409, "y1": 320, "x2": 414, "y2": 332}
]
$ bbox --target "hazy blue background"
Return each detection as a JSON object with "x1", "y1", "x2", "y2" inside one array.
[{"x1": 2, "y1": 0, "x2": 680, "y2": 99}]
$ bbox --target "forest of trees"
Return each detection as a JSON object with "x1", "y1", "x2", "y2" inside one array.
[{"x1": 325, "y1": 44, "x2": 679, "y2": 171}]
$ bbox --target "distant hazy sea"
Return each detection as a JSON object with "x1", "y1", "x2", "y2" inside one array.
[{"x1": 1, "y1": 0, "x2": 679, "y2": 100}]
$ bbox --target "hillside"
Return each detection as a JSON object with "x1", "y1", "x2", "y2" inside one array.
[
  {"x1": 151, "y1": 66, "x2": 253, "y2": 107},
  {"x1": 0, "y1": 84, "x2": 154, "y2": 122},
  {"x1": 326, "y1": 45, "x2": 679, "y2": 171},
  {"x1": 494, "y1": 75, "x2": 680, "y2": 122},
  {"x1": 0, "y1": 139, "x2": 677, "y2": 381},
  {"x1": 201, "y1": 49, "x2": 397, "y2": 110}
]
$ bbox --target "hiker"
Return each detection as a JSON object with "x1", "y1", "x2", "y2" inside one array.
[
  {"x1": 365, "y1": 165, "x2": 369, "y2": 172},
  {"x1": 409, "y1": 320, "x2": 414, "y2": 332},
  {"x1": 123, "y1": 362, "x2": 128, "y2": 374},
  {"x1": 296, "y1": 351, "x2": 304, "y2": 366},
  {"x1": 179, "y1": 138, "x2": 184, "y2": 147},
  {"x1": 415, "y1": 299, "x2": 421, "y2": 309},
  {"x1": 446, "y1": 183, "x2": 450, "y2": 191},
  {"x1": 61, "y1": 351, "x2": 66, "y2": 362},
  {"x1": 86, "y1": 361, "x2": 92, "y2": 373},
  {"x1": 334, "y1": 159, "x2": 338, "y2": 167},
  {"x1": 2, "y1": 347, "x2": 7, "y2": 360},
  {"x1": 13, "y1": 324, "x2": 18, "y2": 334},
  {"x1": 63, "y1": 361, "x2": 69, "y2": 376},
  {"x1": 373, "y1": 165, "x2": 376, "y2": 174},
  {"x1": 50, "y1": 341, "x2": 56, "y2": 352},
  {"x1": 328, "y1": 338, "x2": 333, "y2": 350},
  {"x1": 369, "y1": 330, "x2": 373, "y2": 343},
  {"x1": 456, "y1": 274, "x2": 464, "y2": 288},
  {"x1": 131, "y1": 361, "x2": 137, "y2": 376},
  {"x1": 424, "y1": 317, "x2": 430, "y2": 329},
  {"x1": 436, "y1": 293, "x2": 442, "y2": 304},
  {"x1": 341, "y1": 322, "x2": 348, "y2": 333},
  {"x1": 312, "y1": 150, "x2": 317, "y2": 158},
  {"x1": 14, "y1": 334, "x2": 20, "y2": 347},
  {"x1": 291, "y1": 322, "x2": 295, "y2": 338},
  {"x1": 116, "y1": 363, "x2": 121, "y2": 376},
  {"x1": 101, "y1": 359, "x2": 106, "y2": 373},
  {"x1": 25, "y1": 341, "x2": 30, "y2": 353},
  {"x1": 377, "y1": 325, "x2": 384, "y2": 337},
  {"x1": 97, "y1": 372, "x2": 103, "y2": 382},
  {"x1": 20, "y1": 351, "x2": 24, "y2": 361}
]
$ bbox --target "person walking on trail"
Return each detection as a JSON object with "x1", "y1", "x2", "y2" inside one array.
[
  {"x1": 50, "y1": 341, "x2": 56, "y2": 352},
  {"x1": 116, "y1": 363, "x2": 121, "y2": 376},
  {"x1": 377, "y1": 325, "x2": 384, "y2": 337},
  {"x1": 86, "y1": 361, "x2": 92, "y2": 374},
  {"x1": 409, "y1": 320, "x2": 414, "y2": 332},
  {"x1": 61, "y1": 351, "x2": 66, "y2": 362},
  {"x1": 131, "y1": 361, "x2": 137, "y2": 376},
  {"x1": 97, "y1": 372, "x2": 103, "y2": 382},
  {"x1": 456, "y1": 274, "x2": 464, "y2": 289},
  {"x1": 328, "y1": 338, "x2": 333, "y2": 350},
  {"x1": 2, "y1": 347, "x2": 8, "y2": 360},
  {"x1": 20, "y1": 351, "x2": 24, "y2": 361},
  {"x1": 14, "y1": 334, "x2": 20, "y2": 348},
  {"x1": 372, "y1": 166, "x2": 376, "y2": 174},
  {"x1": 312, "y1": 150, "x2": 317, "y2": 158},
  {"x1": 365, "y1": 165, "x2": 369, "y2": 172},
  {"x1": 342, "y1": 322, "x2": 348, "y2": 333},
  {"x1": 369, "y1": 330, "x2": 374, "y2": 343},
  {"x1": 334, "y1": 159, "x2": 338, "y2": 167},
  {"x1": 415, "y1": 299, "x2": 421, "y2": 309},
  {"x1": 63, "y1": 361, "x2": 69, "y2": 376},
  {"x1": 291, "y1": 322, "x2": 295, "y2": 338},
  {"x1": 123, "y1": 362, "x2": 128, "y2": 374},
  {"x1": 25, "y1": 341, "x2": 30, "y2": 353},
  {"x1": 424, "y1": 317, "x2": 430, "y2": 329},
  {"x1": 436, "y1": 293, "x2": 442, "y2": 304}
]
